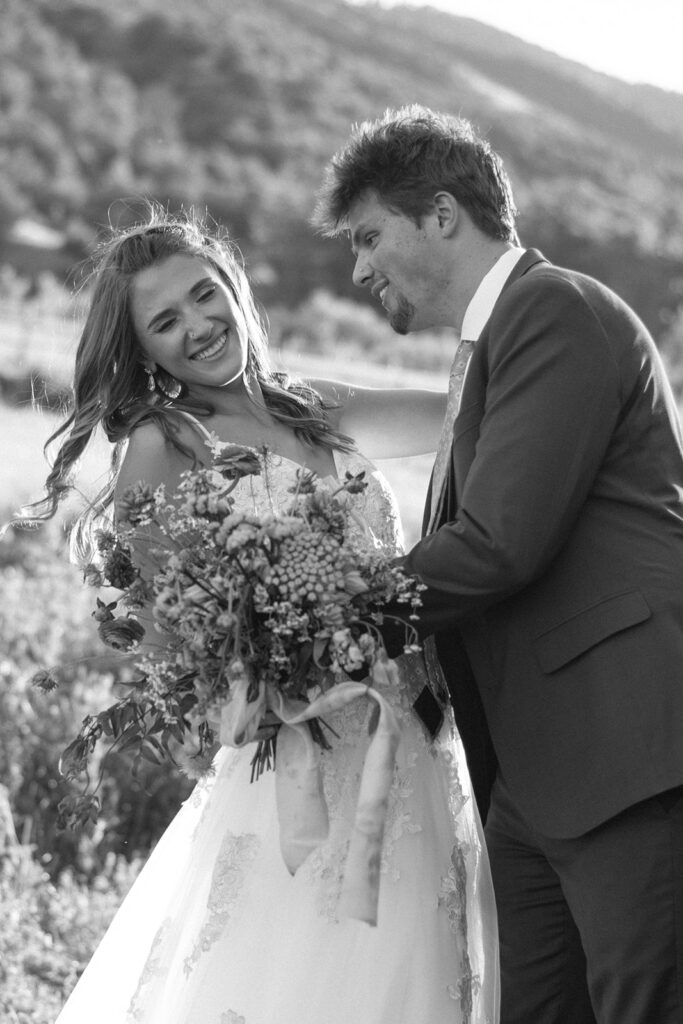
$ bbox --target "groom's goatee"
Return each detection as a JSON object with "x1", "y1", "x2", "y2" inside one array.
[{"x1": 389, "y1": 297, "x2": 415, "y2": 335}]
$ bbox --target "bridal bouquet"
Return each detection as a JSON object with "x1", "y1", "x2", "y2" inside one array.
[{"x1": 53, "y1": 441, "x2": 422, "y2": 915}]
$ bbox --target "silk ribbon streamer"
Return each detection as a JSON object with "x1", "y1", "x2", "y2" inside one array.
[{"x1": 220, "y1": 673, "x2": 401, "y2": 926}]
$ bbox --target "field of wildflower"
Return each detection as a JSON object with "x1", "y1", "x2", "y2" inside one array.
[{"x1": 0, "y1": 523, "x2": 199, "y2": 1021}]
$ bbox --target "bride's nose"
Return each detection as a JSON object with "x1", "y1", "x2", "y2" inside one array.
[{"x1": 185, "y1": 315, "x2": 211, "y2": 341}]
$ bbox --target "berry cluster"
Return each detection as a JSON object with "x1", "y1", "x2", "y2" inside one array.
[{"x1": 263, "y1": 529, "x2": 348, "y2": 606}]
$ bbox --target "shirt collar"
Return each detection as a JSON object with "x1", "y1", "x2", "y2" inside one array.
[{"x1": 460, "y1": 247, "x2": 526, "y2": 341}]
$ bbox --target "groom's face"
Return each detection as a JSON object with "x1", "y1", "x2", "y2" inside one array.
[{"x1": 348, "y1": 190, "x2": 451, "y2": 335}]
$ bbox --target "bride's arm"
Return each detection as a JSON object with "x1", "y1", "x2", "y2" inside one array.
[
  {"x1": 115, "y1": 419, "x2": 196, "y2": 501},
  {"x1": 113, "y1": 422, "x2": 195, "y2": 655},
  {"x1": 307, "y1": 378, "x2": 447, "y2": 458}
]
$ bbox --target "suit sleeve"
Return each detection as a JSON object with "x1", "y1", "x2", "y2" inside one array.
[{"x1": 402, "y1": 271, "x2": 623, "y2": 619}]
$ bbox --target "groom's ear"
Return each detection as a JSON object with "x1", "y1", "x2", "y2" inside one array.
[{"x1": 432, "y1": 191, "x2": 459, "y2": 237}]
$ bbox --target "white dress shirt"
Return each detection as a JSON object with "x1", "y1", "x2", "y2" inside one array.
[
  {"x1": 428, "y1": 246, "x2": 526, "y2": 528},
  {"x1": 460, "y1": 246, "x2": 526, "y2": 343}
]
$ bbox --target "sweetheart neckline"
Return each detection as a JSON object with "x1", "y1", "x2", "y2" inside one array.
[
  {"x1": 176, "y1": 410, "x2": 355, "y2": 482},
  {"x1": 217, "y1": 441, "x2": 344, "y2": 483}
]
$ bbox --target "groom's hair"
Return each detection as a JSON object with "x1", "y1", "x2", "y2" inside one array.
[{"x1": 313, "y1": 104, "x2": 518, "y2": 242}]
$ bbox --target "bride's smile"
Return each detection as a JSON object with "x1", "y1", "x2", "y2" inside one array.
[
  {"x1": 131, "y1": 253, "x2": 250, "y2": 392},
  {"x1": 190, "y1": 329, "x2": 229, "y2": 361}
]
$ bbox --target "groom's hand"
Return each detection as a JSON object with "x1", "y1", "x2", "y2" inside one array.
[
  {"x1": 359, "y1": 599, "x2": 418, "y2": 659},
  {"x1": 369, "y1": 589, "x2": 462, "y2": 654}
]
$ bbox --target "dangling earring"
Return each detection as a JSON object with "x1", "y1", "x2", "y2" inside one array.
[
  {"x1": 156, "y1": 371, "x2": 183, "y2": 401},
  {"x1": 144, "y1": 367, "x2": 156, "y2": 392}
]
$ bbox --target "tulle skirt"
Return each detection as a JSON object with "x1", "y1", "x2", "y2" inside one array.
[{"x1": 56, "y1": 669, "x2": 499, "y2": 1024}]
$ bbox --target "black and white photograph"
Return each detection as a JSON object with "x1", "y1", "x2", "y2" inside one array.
[{"x1": 2, "y1": 1, "x2": 683, "y2": 1021}]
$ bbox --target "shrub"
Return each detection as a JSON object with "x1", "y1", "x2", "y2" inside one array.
[
  {"x1": 268, "y1": 288, "x2": 453, "y2": 373},
  {"x1": 0, "y1": 844, "x2": 141, "y2": 1023},
  {"x1": 0, "y1": 526, "x2": 191, "y2": 881}
]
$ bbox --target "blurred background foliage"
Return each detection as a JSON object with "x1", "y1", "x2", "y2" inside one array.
[
  {"x1": 3, "y1": 0, "x2": 683, "y2": 336},
  {"x1": 3, "y1": 0, "x2": 683, "y2": 1016}
]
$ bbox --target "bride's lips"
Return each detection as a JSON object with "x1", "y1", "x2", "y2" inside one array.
[{"x1": 191, "y1": 330, "x2": 228, "y2": 361}]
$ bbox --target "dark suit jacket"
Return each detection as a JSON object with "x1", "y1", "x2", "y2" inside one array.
[{"x1": 403, "y1": 249, "x2": 683, "y2": 838}]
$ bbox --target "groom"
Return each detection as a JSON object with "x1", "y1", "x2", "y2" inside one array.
[{"x1": 314, "y1": 105, "x2": 683, "y2": 1023}]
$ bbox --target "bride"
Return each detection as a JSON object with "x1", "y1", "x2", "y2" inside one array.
[{"x1": 26, "y1": 210, "x2": 498, "y2": 1023}]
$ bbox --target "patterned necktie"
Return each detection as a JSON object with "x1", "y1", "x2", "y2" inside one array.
[
  {"x1": 418, "y1": 337, "x2": 476, "y2": 731},
  {"x1": 428, "y1": 337, "x2": 475, "y2": 532}
]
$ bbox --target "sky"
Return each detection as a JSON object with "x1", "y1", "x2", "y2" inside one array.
[{"x1": 352, "y1": 0, "x2": 683, "y2": 94}]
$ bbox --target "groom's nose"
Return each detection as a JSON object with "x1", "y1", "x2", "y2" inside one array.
[{"x1": 352, "y1": 252, "x2": 373, "y2": 288}]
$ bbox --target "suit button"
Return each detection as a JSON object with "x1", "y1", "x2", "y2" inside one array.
[{"x1": 452, "y1": 520, "x2": 465, "y2": 535}]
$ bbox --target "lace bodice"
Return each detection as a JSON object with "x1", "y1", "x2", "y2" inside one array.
[
  {"x1": 178, "y1": 408, "x2": 404, "y2": 559},
  {"x1": 228, "y1": 446, "x2": 405, "y2": 559}
]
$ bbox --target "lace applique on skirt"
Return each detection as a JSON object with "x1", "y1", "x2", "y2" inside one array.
[
  {"x1": 184, "y1": 830, "x2": 260, "y2": 975},
  {"x1": 127, "y1": 918, "x2": 172, "y2": 1021}
]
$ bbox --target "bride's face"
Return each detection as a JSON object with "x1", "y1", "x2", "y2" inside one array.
[{"x1": 131, "y1": 253, "x2": 250, "y2": 392}]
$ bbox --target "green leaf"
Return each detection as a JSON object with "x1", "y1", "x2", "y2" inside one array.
[{"x1": 140, "y1": 745, "x2": 162, "y2": 764}]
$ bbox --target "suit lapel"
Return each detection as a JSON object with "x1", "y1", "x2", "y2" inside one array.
[
  {"x1": 421, "y1": 476, "x2": 434, "y2": 537},
  {"x1": 424, "y1": 250, "x2": 550, "y2": 536}
]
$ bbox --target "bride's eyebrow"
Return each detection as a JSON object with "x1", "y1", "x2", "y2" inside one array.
[
  {"x1": 189, "y1": 276, "x2": 214, "y2": 295},
  {"x1": 147, "y1": 277, "x2": 215, "y2": 329}
]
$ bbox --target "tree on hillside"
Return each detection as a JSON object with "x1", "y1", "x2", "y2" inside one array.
[{"x1": 1, "y1": 0, "x2": 683, "y2": 333}]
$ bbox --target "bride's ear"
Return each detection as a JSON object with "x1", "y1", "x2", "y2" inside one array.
[{"x1": 433, "y1": 192, "x2": 459, "y2": 238}]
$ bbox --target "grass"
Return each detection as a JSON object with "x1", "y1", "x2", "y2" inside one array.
[{"x1": 0, "y1": 848, "x2": 142, "y2": 1024}]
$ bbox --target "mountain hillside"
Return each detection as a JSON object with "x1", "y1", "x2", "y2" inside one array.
[{"x1": 3, "y1": 0, "x2": 683, "y2": 340}]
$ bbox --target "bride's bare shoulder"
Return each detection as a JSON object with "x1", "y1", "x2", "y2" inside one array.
[{"x1": 116, "y1": 417, "x2": 196, "y2": 498}]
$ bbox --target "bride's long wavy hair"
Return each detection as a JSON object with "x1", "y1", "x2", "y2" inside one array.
[{"x1": 20, "y1": 206, "x2": 354, "y2": 557}]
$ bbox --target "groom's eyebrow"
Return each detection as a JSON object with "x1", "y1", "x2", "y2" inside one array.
[{"x1": 352, "y1": 216, "x2": 374, "y2": 253}]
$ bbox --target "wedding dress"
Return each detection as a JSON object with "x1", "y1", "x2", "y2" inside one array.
[{"x1": 55, "y1": 440, "x2": 499, "y2": 1024}]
